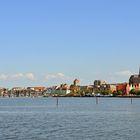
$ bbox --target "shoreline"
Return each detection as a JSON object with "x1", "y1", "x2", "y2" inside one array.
[{"x1": 1, "y1": 96, "x2": 140, "y2": 98}]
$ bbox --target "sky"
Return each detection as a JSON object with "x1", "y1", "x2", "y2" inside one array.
[{"x1": 0, "y1": 0, "x2": 140, "y2": 88}]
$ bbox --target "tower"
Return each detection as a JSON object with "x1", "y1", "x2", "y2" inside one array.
[
  {"x1": 129, "y1": 67, "x2": 140, "y2": 85},
  {"x1": 73, "y1": 79, "x2": 80, "y2": 86}
]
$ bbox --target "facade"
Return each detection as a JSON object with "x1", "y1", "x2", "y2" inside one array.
[
  {"x1": 129, "y1": 68, "x2": 140, "y2": 91},
  {"x1": 94, "y1": 80, "x2": 108, "y2": 93},
  {"x1": 116, "y1": 83, "x2": 130, "y2": 95},
  {"x1": 80, "y1": 85, "x2": 94, "y2": 95},
  {"x1": 52, "y1": 89, "x2": 71, "y2": 95},
  {"x1": 73, "y1": 79, "x2": 80, "y2": 86},
  {"x1": 27, "y1": 87, "x2": 46, "y2": 92},
  {"x1": 11, "y1": 87, "x2": 27, "y2": 97},
  {"x1": 0, "y1": 88, "x2": 8, "y2": 97},
  {"x1": 51, "y1": 84, "x2": 71, "y2": 96},
  {"x1": 94, "y1": 80, "x2": 107, "y2": 88},
  {"x1": 107, "y1": 84, "x2": 117, "y2": 93},
  {"x1": 12, "y1": 87, "x2": 24, "y2": 91}
]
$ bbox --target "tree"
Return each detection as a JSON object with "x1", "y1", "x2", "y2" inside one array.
[
  {"x1": 113, "y1": 91, "x2": 123, "y2": 96},
  {"x1": 136, "y1": 90, "x2": 140, "y2": 95},
  {"x1": 129, "y1": 89, "x2": 136, "y2": 95}
]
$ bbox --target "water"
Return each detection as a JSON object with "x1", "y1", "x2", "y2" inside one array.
[{"x1": 0, "y1": 97, "x2": 140, "y2": 140}]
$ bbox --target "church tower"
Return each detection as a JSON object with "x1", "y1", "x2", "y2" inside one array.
[{"x1": 129, "y1": 67, "x2": 140, "y2": 85}]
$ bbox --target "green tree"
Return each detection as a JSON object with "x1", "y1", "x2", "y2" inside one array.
[
  {"x1": 129, "y1": 89, "x2": 136, "y2": 95},
  {"x1": 113, "y1": 91, "x2": 123, "y2": 96}
]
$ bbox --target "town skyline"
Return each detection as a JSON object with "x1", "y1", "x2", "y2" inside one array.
[
  {"x1": 0, "y1": 0, "x2": 140, "y2": 87},
  {"x1": 1, "y1": 69, "x2": 140, "y2": 97},
  {"x1": 0, "y1": 68, "x2": 139, "y2": 88}
]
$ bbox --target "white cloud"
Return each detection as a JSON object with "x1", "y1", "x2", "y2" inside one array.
[
  {"x1": 0, "y1": 74, "x2": 8, "y2": 80},
  {"x1": 105, "y1": 70, "x2": 133, "y2": 83},
  {"x1": 0, "y1": 73, "x2": 35, "y2": 81},
  {"x1": 11, "y1": 73, "x2": 24, "y2": 79},
  {"x1": 45, "y1": 73, "x2": 70, "y2": 81},
  {"x1": 44, "y1": 72, "x2": 74, "y2": 86},
  {"x1": 57, "y1": 73, "x2": 65, "y2": 77},
  {"x1": 114, "y1": 70, "x2": 133, "y2": 77},
  {"x1": 25, "y1": 73, "x2": 35, "y2": 80}
]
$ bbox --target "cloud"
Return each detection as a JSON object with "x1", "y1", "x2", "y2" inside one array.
[
  {"x1": 45, "y1": 73, "x2": 70, "y2": 81},
  {"x1": 11, "y1": 73, "x2": 24, "y2": 79},
  {"x1": 0, "y1": 73, "x2": 35, "y2": 81},
  {"x1": 57, "y1": 73, "x2": 65, "y2": 77},
  {"x1": 25, "y1": 73, "x2": 35, "y2": 80},
  {"x1": 0, "y1": 74, "x2": 8, "y2": 80},
  {"x1": 114, "y1": 70, "x2": 133, "y2": 77}
]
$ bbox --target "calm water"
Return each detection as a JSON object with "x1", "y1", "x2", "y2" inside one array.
[{"x1": 0, "y1": 97, "x2": 140, "y2": 140}]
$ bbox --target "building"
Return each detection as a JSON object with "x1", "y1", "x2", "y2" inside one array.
[
  {"x1": 0, "y1": 87, "x2": 8, "y2": 97},
  {"x1": 94, "y1": 80, "x2": 107, "y2": 88},
  {"x1": 116, "y1": 83, "x2": 130, "y2": 95},
  {"x1": 73, "y1": 79, "x2": 80, "y2": 86},
  {"x1": 11, "y1": 87, "x2": 26, "y2": 97},
  {"x1": 51, "y1": 84, "x2": 71, "y2": 96},
  {"x1": 107, "y1": 84, "x2": 117, "y2": 93},
  {"x1": 94, "y1": 80, "x2": 107, "y2": 92},
  {"x1": 113, "y1": 68, "x2": 140, "y2": 95},
  {"x1": 27, "y1": 87, "x2": 46, "y2": 92},
  {"x1": 129, "y1": 68, "x2": 140, "y2": 88},
  {"x1": 80, "y1": 85, "x2": 94, "y2": 96}
]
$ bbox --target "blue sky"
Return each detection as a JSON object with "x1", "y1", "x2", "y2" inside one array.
[{"x1": 0, "y1": 0, "x2": 140, "y2": 87}]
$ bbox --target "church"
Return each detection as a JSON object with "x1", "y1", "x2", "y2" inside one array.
[{"x1": 129, "y1": 68, "x2": 140, "y2": 88}]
